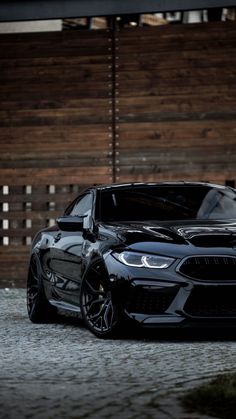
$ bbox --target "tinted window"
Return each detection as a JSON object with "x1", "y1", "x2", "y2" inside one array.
[
  {"x1": 100, "y1": 186, "x2": 236, "y2": 221},
  {"x1": 69, "y1": 194, "x2": 93, "y2": 217}
]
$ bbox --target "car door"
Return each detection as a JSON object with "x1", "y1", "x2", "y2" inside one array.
[{"x1": 48, "y1": 192, "x2": 94, "y2": 305}]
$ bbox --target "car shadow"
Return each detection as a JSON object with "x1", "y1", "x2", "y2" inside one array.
[
  {"x1": 56, "y1": 313, "x2": 236, "y2": 341},
  {"x1": 131, "y1": 328, "x2": 236, "y2": 342}
]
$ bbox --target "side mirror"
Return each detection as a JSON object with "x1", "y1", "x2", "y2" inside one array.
[{"x1": 56, "y1": 216, "x2": 84, "y2": 232}]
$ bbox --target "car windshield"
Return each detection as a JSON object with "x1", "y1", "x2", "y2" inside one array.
[{"x1": 99, "y1": 185, "x2": 236, "y2": 222}]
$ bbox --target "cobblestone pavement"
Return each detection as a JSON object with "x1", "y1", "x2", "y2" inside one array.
[{"x1": 1, "y1": 289, "x2": 236, "y2": 419}]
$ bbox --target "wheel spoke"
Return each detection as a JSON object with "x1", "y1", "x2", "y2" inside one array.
[
  {"x1": 96, "y1": 316, "x2": 103, "y2": 331},
  {"x1": 84, "y1": 298, "x2": 106, "y2": 318},
  {"x1": 86, "y1": 298, "x2": 109, "y2": 321},
  {"x1": 29, "y1": 300, "x2": 36, "y2": 315},
  {"x1": 28, "y1": 284, "x2": 38, "y2": 293},
  {"x1": 85, "y1": 280, "x2": 105, "y2": 296},
  {"x1": 27, "y1": 257, "x2": 40, "y2": 314},
  {"x1": 86, "y1": 297, "x2": 116, "y2": 332},
  {"x1": 103, "y1": 300, "x2": 114, "y2": 330},
  {"x1": 81, "y1": 271, "x2": 118, "y2": 334},
  {"x1": 28, "y1": 291, "x2": 38, "y2": 303},
  {"x1": 82, "y1": 296, "x2": 106, "y2": 309}
]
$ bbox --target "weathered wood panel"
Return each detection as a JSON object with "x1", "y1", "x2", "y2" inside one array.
[
  {"x1": 115, "y1": 22, "x2": 236, "y2": 185},
  {"x1": 1, "y1": 22, "x2": 236, "y2": 286},
  {"x1": 0, "y1": 30, "x2": 112, "y2": 182},
  {"x1": 0, "y1": 29, "x2": 113, "y2": 285}
]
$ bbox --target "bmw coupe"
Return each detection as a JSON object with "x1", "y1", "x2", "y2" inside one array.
[{"x1": 27, "y1": 182, "x2": 236, "y2": 338}]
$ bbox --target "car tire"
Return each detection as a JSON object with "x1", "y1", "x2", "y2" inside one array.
[
  {"x1": 80, "y1": 261, "x2": 123, "y2": 338},
  {"x1": 27, "y1": 254, "x2": 57, "y2": 323}
]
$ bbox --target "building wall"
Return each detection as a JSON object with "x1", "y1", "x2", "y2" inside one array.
[
  {"x1": 0, "y1": 20, "x2": 62, "y2": 33},
  {"x1": 115, "y1": 22, "x2": 236, "y2": 184},
  {"x1": 0, "y1": 21, "x2": 235, "y2": 284}
]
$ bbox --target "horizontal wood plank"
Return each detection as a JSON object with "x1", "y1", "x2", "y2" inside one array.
[
  {"x1": 0, "y1": 211, "x2": 61, "y2": 220},
  {"x1": 0, "y1": 98, "x2": 111, "y2": 111},
  {"x1": 0, "y1": 228, "x2": 47, "y2": 237},
  {"x1": 118, "y1": 148, "x2": 236, "y2": 166},
  {"x1": 0, "y1": 167, "x2": 110, "y2": 186},
  {"x1": 118, "y1": 21, "x2": 236, "y2": 38},
  {"x1": 118, "y1": 169, "x2": 235, "y2": 183}
]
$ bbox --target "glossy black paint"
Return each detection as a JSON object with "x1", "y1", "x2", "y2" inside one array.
[{"x1": 29, "y1": 182, "x2": 236, "y2": 333}]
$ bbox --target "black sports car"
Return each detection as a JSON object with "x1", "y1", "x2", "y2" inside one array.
[{"x1": 27, "y1": 182, "x2": 236, "y2": 338}]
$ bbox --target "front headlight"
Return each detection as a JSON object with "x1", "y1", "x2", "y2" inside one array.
[{"x1": 113, "y1": 251, "x2": 175, "y2": 269}]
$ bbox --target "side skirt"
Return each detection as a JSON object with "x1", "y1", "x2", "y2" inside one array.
[{"x1": 49, "y1": 299, "x2": 81, "y2": 314}]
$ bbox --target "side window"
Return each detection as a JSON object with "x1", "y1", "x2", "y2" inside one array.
[{"x1": 69, "y1": 194, "x2": 93, "y2": 217}]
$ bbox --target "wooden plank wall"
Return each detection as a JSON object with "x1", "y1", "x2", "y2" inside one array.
[
  {"x1": 0, "y1": 30, "x2": 113, "y2": 286},
  {"x1": 115, "y1": 22, "x2": 236, "y2": 184},
  {"x1": 0, "y1": 22, "x2": 236, "y2": 286}
]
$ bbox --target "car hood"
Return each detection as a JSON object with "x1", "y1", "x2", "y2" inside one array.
[{"x1": 103, "y1": 219, "x2": 236, "y2": 257}]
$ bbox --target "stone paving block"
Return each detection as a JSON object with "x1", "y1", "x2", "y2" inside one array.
[{"x1": 0, "y1": 289, "x2": 235, "y2": 419}]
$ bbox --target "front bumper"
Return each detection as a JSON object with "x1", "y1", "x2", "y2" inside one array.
[{"x1": 105, "y1": 254, "x2": 236, "y2": 327}]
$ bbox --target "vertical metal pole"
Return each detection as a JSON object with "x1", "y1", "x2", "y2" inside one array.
[{"x1": 110, "y1": 16, "x2": 120, "y2": 183}]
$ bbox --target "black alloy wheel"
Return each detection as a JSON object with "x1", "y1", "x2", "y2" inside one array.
[
  {"x1": 80, "y1": 264, "x2": 121, "y2": 338},
  {"x1": 27, "y1": 254, "x2": 56, "y2": 323}
]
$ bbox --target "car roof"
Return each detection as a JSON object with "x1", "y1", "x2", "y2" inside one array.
[{"x1": 86, "y1": 181, "x2": 230, "y2": 192}]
